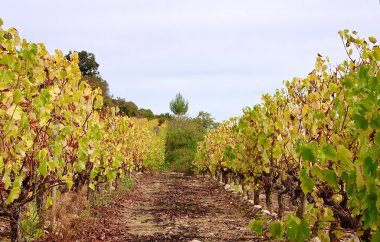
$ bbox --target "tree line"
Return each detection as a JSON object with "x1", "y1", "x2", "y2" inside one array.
[{"x1": 65, "y1": 50, "x2": 170, "y2": 123}]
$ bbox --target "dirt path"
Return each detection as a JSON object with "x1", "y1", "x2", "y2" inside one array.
[{"x1": 84, "y1": 172, "x2": 259, "y2": 241}]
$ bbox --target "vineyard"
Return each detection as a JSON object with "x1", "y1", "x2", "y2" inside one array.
[
  {"x1": 194, "y1": 31, "x2": 380, "y2": 241},
  {"x1": 0, "y1": 18, "x2": 380, "y2": 242}
]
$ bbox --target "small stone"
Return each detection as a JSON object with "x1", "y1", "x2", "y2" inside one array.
[
  {"x1": 262, "y1": 209, "x2": 271, "y2": 215},
  {"x1": 254, "y1": 205, "x2": 262, "y2": 209},
  {"x1": 342, "y1": 233, "x2": 361, "y2": 242},
  {"x1": 310, "y1": 237, "x2": 322, "y2": 242}
]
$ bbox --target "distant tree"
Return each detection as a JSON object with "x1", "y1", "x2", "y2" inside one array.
[
  {"x1": 66, "y1": 50, "x2": 162, "y2": 119},
  {"x1": 137, "y1": 108, "x2": 155, "y2": 120},
  {"x1": 169, "y1": 93, "x2": 189, "y2": 116},
  {"x1": 66, "y1": 50, "x2": 99, "y2": 76},
  {"x1": 122, "y1": 101, "x2": 139, "y2": 117},
  {"x1": 112, "y1": 98, "x2": 138, "y2": 116},
  {"x1": 196, "y1": 111, "x2": 217, "y2": 130}
]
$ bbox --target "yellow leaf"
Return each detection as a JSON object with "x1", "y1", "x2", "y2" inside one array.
[
  {"x1": 310, "y1": 100, "x2": 320, "y2": 110},
  {"x1": 89, "y1": 183, "x2": 95, "y2": 190},
  {"x1": 302, "y1": 104, "x2": 309, "y2": 116},
  {"x1": 374, "y1": 47, "x2": 380, "y2": 61},
  {"x1": 369, "y1": 36, "x2": 377, "y2": 44},
  {"x1": 7, "y1": 104, "x2": 23, "y2": 120}
]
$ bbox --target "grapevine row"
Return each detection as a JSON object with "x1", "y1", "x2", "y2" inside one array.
[
  {"x1": 194, "y1": 30, "x2": 380, "y2": 241},
  {"x1": 0, "y1": 20, "x2": 166, "y2": 241}
]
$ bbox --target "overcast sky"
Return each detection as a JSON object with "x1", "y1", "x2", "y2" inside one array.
[{"x1": 1, "y1": 1, "x2": 379, "y2": 121}]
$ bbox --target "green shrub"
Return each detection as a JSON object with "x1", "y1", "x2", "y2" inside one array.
[
  {"x1": 21, "y1": 204, "x2": 44, "y2": 241},
  {"x1": 165, "y1": 117, "x2": 205, "y2": 173}
]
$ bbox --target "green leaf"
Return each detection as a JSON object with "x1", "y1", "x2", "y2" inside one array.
[
  {"x1": 286, "y1": 216, "x2": 299, "y2": 241},
  {"x1": 2, "y1": 170, "x2": 11, "y2": 189},
  {"x1": 15, "y1": 143, "x2": 26, "y2": 157},
  {"x1": 79, "y1": 145, "x2": 88, "y2": 159},
  {"x1": 300, "y1": 168, "x2": 315, "y2": 194},
  {"x1": 329, "y1": 83, "x2": 340, "y2": 93},
  {"x1": 301, "y1": 145, "x2": 316, "y2": 163},
  {"x1": 248, "y1": 219, "x2": 264, "y2": 235},
  {"x1": 371, "y1": 230, "x2": 380, "y2": 242},
  {"x1": 353, "y1": 114, "x2": 368, "y2": 129},
  {"x1": 14, "y1": 89, "x2": 22, "y2": 103},
  {"x1": 5, "y1": 187, "x2": 21, "y2": 204},
  {"x1": 323, "y1": 144, "x2": 337, "y2": 160},
  {"x1": 375, "y1": 133, "x2": 380, "y2": 145},
  {"x1": 268, "y1": 221, "x2": 283, "y2": 239},
  {"x1": 298, "y1": 219, "x2": 311, "y2": 241},
  {"x1": 372, "y1": 115, "x2": 380, "y2": 129},
  {"x1": 356, "y1": 166, "x2": 364, "y2": 191},
  {"x1": 40, "y1": 89, "x2": 50, "y2": 104},
  {"x1": 54, "y1": 142, "x2": 63, "y2": 157},
  {"x1": 91, "y1": 127, "x2": 102, "y2": 140},
  {"x1": 363, "y1": 191, "x2": 378, "y2": 226},
  {"x1": 258, "y1": 135, "x2": 269, "y2": 147},
  {"x1": 5, "y1": 175, "x2": 23, "y2": 204},
  {"x1": 364, "y1": 156, "x2": 378, "y2": 179},
  {"x1": 224, "y1": 145, "x2": 236, "y2": 159},
  {"x1": 337, "y1": 145, "x2": 353, "y2": 170},
  {"x1": 38, "y1": 161, "x2": 47, "y2": 177},
  {"x1": 45, "y1": 196, "x2": 53, "y2": 209},
  {"x1": 311, "y1": 166, "x2": 323, "y2": 179},
  {"x1": 48, "y1": 160, "x2": 56, "y2": 172},
  {"x1": 286, "y1": 216, "x2": 311, "y2": 242},
  {"x1": 76, "y1": 159, "x2": 86, "y2": 173},
  {"x1": 1, "y1": 54, "x2": 13, "y2": 66},
  {"x1": 3, "y1": 70, "x2": 12, "y2": 81},
  {"x1": 323, "y1": 170, "x2": 339, "y2": 189}
]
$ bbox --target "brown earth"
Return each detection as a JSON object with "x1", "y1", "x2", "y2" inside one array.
[{"x1": 73, "y1": 172, "x2": 262, "y2": 242}]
